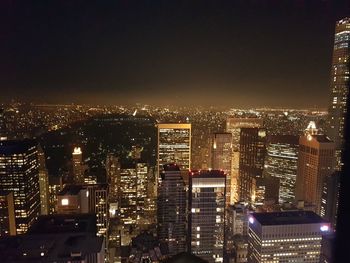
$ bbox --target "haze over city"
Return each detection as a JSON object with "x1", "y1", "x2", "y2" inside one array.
[{"x1": 2, "y1": 1, "x2": 349, "y2": 107}]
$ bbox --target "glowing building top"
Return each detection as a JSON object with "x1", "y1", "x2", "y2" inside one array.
[
  {"x1": 73, "y1": 147, "x2": 82, "y2": 155},
  {"x1": 305, "y1": 121, "x2": 318, "y2": 136}
]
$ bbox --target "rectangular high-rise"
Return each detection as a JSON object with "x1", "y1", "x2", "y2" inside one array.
[
  {"x1": 72, "y1": 147, "x2": 84, "y2": 184},
  {"x1": 239, "y1": 128, "x2": 266, "y2": 203},
  {"x1": 157, "y1": 123, "x2": 191, "y2": 173},
  {"x1": 320, "y1": 172, "x2": 340, "y2": 228},
  {"x1": 157, "y1": 164, "x2": 186, "y2": 256},
  {"x1": 38, "y1": 146, "x2": 49, "y2": 215},
  {"x1": 326, "y1": 17, "x2": 350, "y2": 170},
  {"x1": 248, "y1": 211, "x2": 331, "y2": 263},
  {"x1": 226, "y1": 118, "x2": 263, "y2": 203},
  {"x1": 263, "y1": 135, "x2": 299, "y2": 203},
  {"x1": 0, "y1": 139, "x2": 40, "y2": 234},
  {"x1": 211, "y1": 132, "x2": 232, "y2": 206},
  {"x1": 189, "y1": 170, "x2": 226, "y2": 263},
  {"x1": 295, "y1": 124, "x2": 335, "y2": 215}
]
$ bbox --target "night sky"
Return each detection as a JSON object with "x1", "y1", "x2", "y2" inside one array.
[{"x1": 2, "y1": 1, "x2": 350, "y2": 108}]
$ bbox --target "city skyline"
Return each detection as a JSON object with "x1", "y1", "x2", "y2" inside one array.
[
  {"x1": 2, "y1": 1, "x2": 350, "y2": 107},
  {"x1": 0, "y1": 3, "x2": 349, "y2": 262}
]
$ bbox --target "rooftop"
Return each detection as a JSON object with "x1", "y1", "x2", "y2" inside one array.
[
  {"x1": 311, "y1": 134, "x2": 333, "y2": 143},
  {"x1": 190, "y1": 169, "x2": 226, "y2": 178},
  {"x1": 28, "y1": 214, "x2": 97, "y2": 234},
  {"x1": 163, "y1": 163, "x2": 180, "y2": 172},
  {"x1": 0, "y1": 139, "x2": 37, "y2": 155},
  {"x1": 251, "y1": 211, "x2": 328, "y2": 226},
  {"x1": 0, "y1": 214, "x2": 102, "y2": 262}
]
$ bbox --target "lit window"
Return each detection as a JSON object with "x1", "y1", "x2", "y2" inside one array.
[{"x1": 61, "y1": 198, "x2": 69, "y2": 206}]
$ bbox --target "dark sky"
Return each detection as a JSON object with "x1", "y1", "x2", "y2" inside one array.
[{"x1": 1, "y1": 1, "x2": 350, "y2": 108}]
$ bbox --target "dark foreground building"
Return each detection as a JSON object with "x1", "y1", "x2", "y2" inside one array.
[{"x1": 0, "y1": 213, "x2": 105, "y2": 262}]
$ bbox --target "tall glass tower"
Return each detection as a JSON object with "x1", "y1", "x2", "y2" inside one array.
[{"x1": 326, "y1": 17, "x2": 350, "y2": 170}]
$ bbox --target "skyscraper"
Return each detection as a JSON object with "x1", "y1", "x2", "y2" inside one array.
[
  {"x1": 263, "y1": 135, "x2": 299, "y2": 203},
  {"x1": 38, "y1": 146, "x2": 49, "y2": 215},
  {"x1": 189, "y1": 170, "x2": 226, "y2": 263},
  {"x1": 157, "y1": 123, "x2": 191, "y2": 173},
  {"x1": 105, "y1": 154, "x2": 120, "y2": 202},
  {"x1": 238, "y1": 128, "x2": 266, "y2": 203},
  {"x1": 326, "y1": 17, "x2": 350, "y2": 170},
  {"x1": 211, "y1": 132, "x2": 232, "y2": 206},
  {"x1": 136, "y1": 162, "x2": 148, "y2": 223},
  {"x1": 157, "y1": 164, "x2": 186, "y2": 256},
  {"x1": 0, "y1": 139, "x2": 40, "y2": 234},
  {"x1": 248, "y1": 211, "x2": 331, "y2": 263},
  {"x1": 295, "y1": 122, "x2": 335, "y2": 215},
  {"x1": 120, "y1": 166, "x2": 138, "y2": 226},
  {"x1": 72, "y1": 147, "x2": 84, "y2": 184},
  {"x1": 226, "y1": 118, "x2": 263, "y2": 203},
  {"x1": 320, "y1": 172, "x2": 340, "y2": 228}
]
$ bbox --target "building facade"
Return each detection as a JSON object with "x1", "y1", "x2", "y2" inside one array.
[
  {"x1": 248, "y1": 211, "x2": 331, "y2": 263},
  {"x1": 326, "y1": 17, "x2": 350, "y2": 170},
  {"x1": 263, "y1": 135, "x2": 299, "y2": 203},
  {"x1": 157, "y1": 123, "x2": 191, "y2": 173},
  {"x1": 38, "y1": 146, "x2": 49, "y2": 215},
  {"x1": 212, "y1": 132, "x2": 232, "y2": 206},
  {"x1": 0, "y1": 139, "x2": 40, "y2": 234},
  {"x1": 189, "y1": 170, "x2": 226, "y2": 263},
  {"x1": 157, "y1": 164, "x2": 186, "y2": 256},
  {"x1": 226, "y1": 118, "x2": 263, "y2": 203},
  {"x1": 72, "y1": 147, "x2": 84, "y2": 184},
  {"x1": 295, "y1": 123, "x2": 335, "y2": 215},
  {"x1": 239, "y1": 128, "x2": 267, "y2": 203}
]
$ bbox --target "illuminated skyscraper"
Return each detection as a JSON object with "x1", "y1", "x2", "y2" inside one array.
[
  {"x1": 72, "y1": 147, "x2": 84, "y2": 184},
  {"x1": 295, "y1": 122, "x2": 335, "y2": 215},
  {"x1": 238, "y1": 128, "x2": 266, "y2": 203},
  {"x1": 120, "y1": 166, "x2": 138, "y2": 225},
  {"x1": 157, "y1": 123, "x2": 191, "y2": 173},
  {"x1": 106, "y1": 154, "x2": 120, "y2": 201},
  {"x1": 263, "y1": 135, "x2": 299, "y2": 203},
  {"x1": 38, "y1": 146, "x2": 49, "y2": 215},
  {"x1": 211, "y1": 132, "x2": 232, "y2": 206},
  {"x1": 189, "y1": 170, "x2": 226, "y2": 263},
  {"x1": 326, "y1": 17, "x2": 350, "y2": 170},
  {"x1": 157, "y1": 164, "x2": 186, "y2": 256},
  {"x1": 136, "y1": 163, "x2": 148, "y2": 220},
  {"x1": 0, "y1": 139, "x2": 40, "y2": 234},
  {"x1": 226, "y1": 118, "x2": 263, "y2": 203},
  {"x1": 0, "y1": 191, "x2": 16, "y2": 236},
  {"x1": 248, "y1": 211, "x2": 331, "y2": 263}
]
